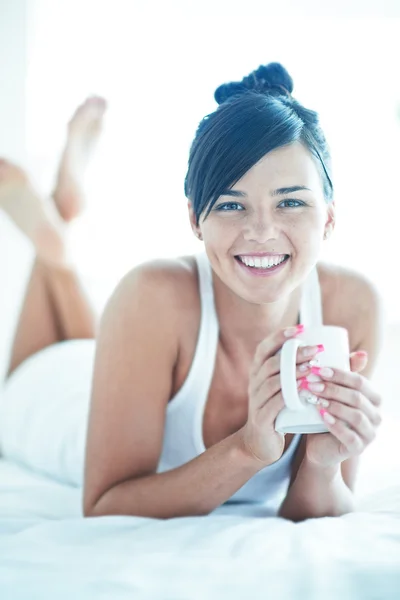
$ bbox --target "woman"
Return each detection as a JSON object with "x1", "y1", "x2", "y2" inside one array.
[
  {"x1": 82, "y1": 62, "x2": 383, "y2": 521},
  {"x1": 1, "y1": 64, "x2": 382, "y2": 521}
]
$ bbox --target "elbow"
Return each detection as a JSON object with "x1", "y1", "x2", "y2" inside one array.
[
  {"x1": 83, "y1": 496, "x2": 100, "y2": 518},
  {"x1": 83, "y1": 487, "x2": 108, "y2": 518},
  {"x1": 83, "y1": 503, "x2": 97, "y2": 518}
]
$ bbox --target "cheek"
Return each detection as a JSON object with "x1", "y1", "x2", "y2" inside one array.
[
  {"x1": 201, "y1": 219, "x2": 238, "y2": 245},
  {"x1": 286, "y1": 213, "x2": 325, "y2": 252}
]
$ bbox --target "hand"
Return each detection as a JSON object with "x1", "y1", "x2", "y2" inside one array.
[
  {"x1": 241, "y1": 325, "x2": 323, "y2": 466},
  {"x1": 304, "y1": 351, "x2": 382, "y2": 467}
]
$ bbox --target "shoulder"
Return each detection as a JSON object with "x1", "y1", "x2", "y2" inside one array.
[
  {"x1": 101, "y1": 255, "x2": 200, "y2": 329},
  {"x1": 317, "y1": 262, "x2": 383, "y2": 352}
]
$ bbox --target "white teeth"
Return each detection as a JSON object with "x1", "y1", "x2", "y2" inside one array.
[{"x1": 238, "y1": 255, "x2": 287, "y2": 269}]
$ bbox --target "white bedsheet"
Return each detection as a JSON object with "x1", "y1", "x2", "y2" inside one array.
[{"x1": 1, "y1": 458, "x2": 400, "y2": 600}]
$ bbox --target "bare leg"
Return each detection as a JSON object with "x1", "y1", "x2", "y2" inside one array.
[
  {"x1": 1, "y1": 159, "x2": 96, "y2": 378},
  {"x1": 1, "y1": 96, "x2": 107, "y2": 376},
  {"x1": 0, "y1": 159, "x2": 66, "y2": 266},
  {"x1": 52, "y1": 96, "x2": 107, "y2": 222},
  {"x1": 7, "y1": 259, "x2": 95, "y2": 377}
]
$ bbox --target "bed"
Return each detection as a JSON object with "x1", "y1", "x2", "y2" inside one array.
[{"x1": 0, "y1": 453, "x2": 400, "y2": 600}]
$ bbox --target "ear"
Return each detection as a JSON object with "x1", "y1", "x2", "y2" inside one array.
[
  {"x1": 324, "y1": 201, "x2": 336, "y2": 240},
  {"x1": 188, "y1": 201, "x2": 203, "y2": 240}
]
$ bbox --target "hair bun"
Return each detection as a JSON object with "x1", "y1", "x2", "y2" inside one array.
[{"x1": 214, "y1": 62, "x2": 294, "y2": 105}]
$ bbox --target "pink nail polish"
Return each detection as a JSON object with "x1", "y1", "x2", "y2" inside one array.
[
  {"x1": 298, "y1": 377, "x2": 309, "y2": 390},
  {"x1": 310, "y1": 366, "x2": 321, "y2": 375},
  {"x1": 319, "y1": 409, "x2": 336, "y2": 424},
  {"x1": 295, "y1": 324, "x2": 305, "y2": 335},
  {"x1": 312, "y1": 366, "x2": 334, "y2": 378},
  {"x1": 317, "y1": 344, "x2": 325, "y2": 353}
]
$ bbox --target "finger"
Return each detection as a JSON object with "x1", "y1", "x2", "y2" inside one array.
[
  {"x1": 258, "y1": 390, "x2": 285, "y2": 422},
  {"x1": 305, "y1": 379, "x2": 379, "y2": 421},
  {"x1": 252, "y1": 350, "x2": 322, "y2": 394},
  {"x1": 252, "y1": 325, "x2": 304, "y2": 373},
  {"x1": 312, "y1": 368, "x2": 381, "y2": 407},
  {"x1": 252, "y1": 362, "x2": 316, "y2": 404},
  {"x1": 253, "y1": 344, "x2": 325, "y2": 387},
  {"x1": 250, "y1": 373, "x2": 281, "y2": 403},
  {"x1": 350, "y1": 350, "x2": 369, "y2": 373},
  {"x1": 324, "y1": 396, "x2": 381, "y2": 426},
  {"x1": 322, "y1": 404, "x2": 378, "y2": 443},
  {"x1": 318, "y1": 410, "x2": 365, "y2": 454}
]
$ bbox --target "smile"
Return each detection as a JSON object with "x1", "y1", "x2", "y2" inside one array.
[
  {"x1": 234, "y1": 253, "x2": 290, "y2": 277},
  {"x1": 236, "y1": 254, "x2": 289, "y2": 268}
]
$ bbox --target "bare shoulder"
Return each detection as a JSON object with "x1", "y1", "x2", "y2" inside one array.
[
  {"x1": 112, "y1": 255, "x2": 197, "y2": 297},
  {"x1": 102, "y1": 254, "x2": 199, "y2": 331},
  {"x1": 317, "y1": 262, "x2": 383, "y2": 351}
]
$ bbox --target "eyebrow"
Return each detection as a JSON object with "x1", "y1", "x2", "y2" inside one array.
[{"x1": 220, "y1": 185, "x2": 312, "y2": 198}]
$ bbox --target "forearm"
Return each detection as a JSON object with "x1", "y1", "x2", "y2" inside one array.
[
  {"x1": 87, "y1": 429, "x2": 263, "y2": 519},
  {"x1": 278, "y1": 459, "x2": 355, "y2": 521}
]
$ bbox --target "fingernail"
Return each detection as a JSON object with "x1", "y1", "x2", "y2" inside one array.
[
  {"x1": 307, "y1": 382, "x2": 325, "y2": 393},
  {"x1": 317, "y1": 344, "x2": 325, "y2": 353},
  {"x1": 317, "y1": 399, "x2": 330, "y2": 408},
  {"x1": 319, "y1": 409, "x2": 336, "y2": 424},
  {"x1": 301, "y1": 345, "x2": 321, "y2": 358},
  {"x1": 299, "y1": 390, "x2": 319, "y2": 404},
  {"x1": 299, "y1": 363, "x2": 310, "y2": 372},
  {"x1": 311, "y1": 366, "x2": 334, "y2": 378},
  {"x1": 284, "y1": 324, "x2": 304, "y2": 337}
]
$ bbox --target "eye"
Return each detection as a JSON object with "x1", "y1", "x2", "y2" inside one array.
[
  {"x1": 215, "y1": 202, "x2": 245, "y2": 211},
  {"x1": 278, "y1": 199, "x2": 306, "y2": 208}
]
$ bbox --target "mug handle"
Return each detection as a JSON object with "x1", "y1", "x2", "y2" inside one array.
[{"x1": 280, "y1": 338, "x2": 305, "y2": 411}]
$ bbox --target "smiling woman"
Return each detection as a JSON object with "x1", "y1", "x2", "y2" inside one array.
[
  {"x1": 189, "y1": 141, "x2": 335, "y2": 305},
  {"x1": 79, "y1": 61, "x2": 383, "y2": 521}
]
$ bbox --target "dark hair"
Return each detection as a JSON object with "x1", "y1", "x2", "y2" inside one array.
[{"x1": 184, "y1": 62, "x2": 333, "y2": 225}]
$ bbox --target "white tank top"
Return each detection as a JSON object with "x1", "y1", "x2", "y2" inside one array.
[{"x1": 157, "y1": 252, "x2": 323, "y2": 516}]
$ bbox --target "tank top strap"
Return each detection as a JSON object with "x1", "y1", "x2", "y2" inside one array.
[
  {"x1": 300, "y1": 266, "x2": 323, "y2": 327},
  {"x1": 191, "y1": 252, "x2": 219, "y2": 452}
]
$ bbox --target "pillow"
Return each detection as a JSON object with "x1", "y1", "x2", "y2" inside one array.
[{"x1": 0, "y1": 339, "x2": 96, "y2": 486}]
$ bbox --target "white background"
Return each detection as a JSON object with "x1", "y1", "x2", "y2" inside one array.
[{"x1": 1, "y1": 0, "x2": 400, "y2": 320}]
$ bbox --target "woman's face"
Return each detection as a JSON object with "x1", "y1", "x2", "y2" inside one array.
[{"x1": 190, "y1": 142, "x2": 335, "y2": 305}]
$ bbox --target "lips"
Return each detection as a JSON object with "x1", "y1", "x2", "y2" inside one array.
[{"x1": 234, "y1": 254, "x2": 290, "y2": 277}]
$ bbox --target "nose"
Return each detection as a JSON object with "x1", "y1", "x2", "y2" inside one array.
[{"x1": 242, "y1": 211, "x2": 280, "y2": 244}]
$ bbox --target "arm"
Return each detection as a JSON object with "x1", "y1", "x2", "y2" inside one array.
[
  {"x1": 279, "y1": 273, "x2": 383, "y2": 521},
  {"x1": 279, "y1": 455, "x2": 354, "y2": 520},
  {"x1": 87, "y1": 430, "x2": 262, "y2": 518},
  {"x1": 83, "y1": 263, "x2": 263, "y2": 519}
]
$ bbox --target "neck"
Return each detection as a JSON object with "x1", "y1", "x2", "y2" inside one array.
[{"x1": 212, "y1": 274, "x2": 302, "y2": 361}]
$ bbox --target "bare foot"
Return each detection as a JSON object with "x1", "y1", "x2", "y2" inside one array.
[
  {"x1": 52, "y1": 96, "x2": 107, "y2": 222},
  {"x1": 0, "y1": 159, "x2": 68, "y2": 266}
]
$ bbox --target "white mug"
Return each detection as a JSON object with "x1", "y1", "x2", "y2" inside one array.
[{"x1": 275, "y1": 326, "x2": 350, "y2": 435}]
